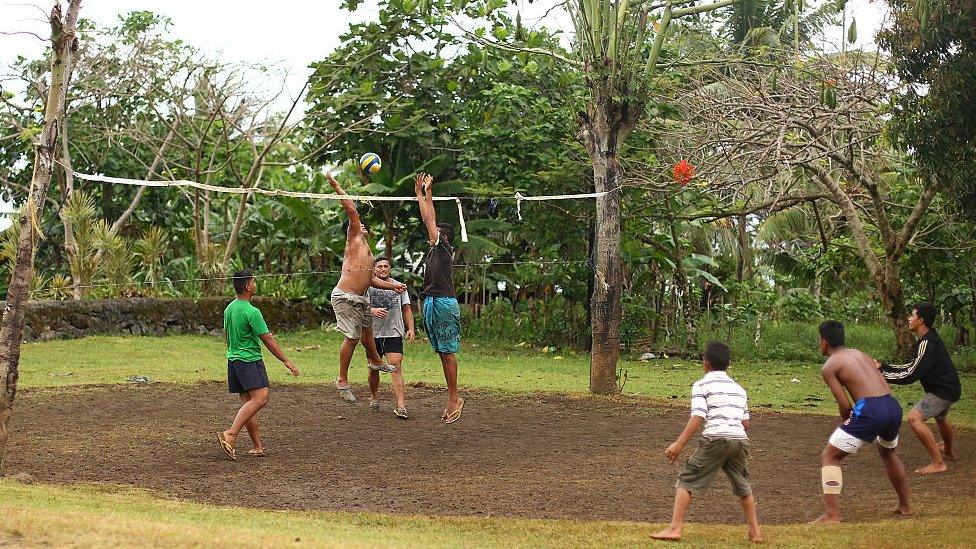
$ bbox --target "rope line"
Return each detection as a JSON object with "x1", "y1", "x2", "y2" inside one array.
[{"x1": 70, "y1": 171, "x2": 619, "y2": 203}]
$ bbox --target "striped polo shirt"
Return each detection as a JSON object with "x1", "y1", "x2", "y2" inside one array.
[{"x1": 690, "y1": 370, "x2": 749, "y2": 440}]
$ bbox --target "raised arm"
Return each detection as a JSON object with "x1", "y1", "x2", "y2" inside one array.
[
  {"x1": 328, "y1": 172, "x2": 360, "y2": 236},
  {"x1": 414, "y1": 172, "x2": 439, "y2": 245}
]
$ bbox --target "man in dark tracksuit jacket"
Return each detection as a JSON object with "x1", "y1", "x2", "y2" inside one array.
[{"x1": 878, "y1": 303, "x2": 962, "y2": 475}]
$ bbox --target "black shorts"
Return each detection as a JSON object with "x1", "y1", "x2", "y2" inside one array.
[
  {"x1": 227, "y1": 359, "x2": 269, "y2": 394},
  {"x1": 373, "y1": 336, "x2": 404, "y2": 356}
]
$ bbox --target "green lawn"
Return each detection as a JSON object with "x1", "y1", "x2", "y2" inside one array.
[
  {"x1": 3, "y1": 480, "x2": 976, "y2": 548},
  {"x1": 6, "y1": 330, "x2": 976, "y2": 547},
  {"x1": 19, "y1": 330, "x2": 976, "y2": 425}
]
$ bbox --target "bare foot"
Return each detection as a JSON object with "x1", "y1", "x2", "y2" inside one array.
[
  {"x1": 891, "y1": 505, "x2": 912, "y2": 517},
  {"x1": 915, "y1": 462, "x2": 948, "y2": 475},
  {"x1": 809, "y1": 514, "x2": 840, "y2": 524},
  {"x1": 749, "y1": 533, "x2": 764, "y2": 544},
  {"x1": 650, "y1": 527, "x2": 681, "y2": 541}
]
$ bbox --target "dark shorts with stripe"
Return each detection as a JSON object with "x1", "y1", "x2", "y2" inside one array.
[
  {"x1": 227, "y1": 359, "x2": 269, "y2": 394},
  {"x1": 373, "y1": 336, "x2": 404, "y2": 356}
]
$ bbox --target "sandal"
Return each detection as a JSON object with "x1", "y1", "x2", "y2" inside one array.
[
  {"x1": 335, "y1": 379, "x2": 356, "y2": 403},
  {"x1": 394, "y1": 406, "x2": 410, "y2": 419},
  {"x1": 367, "y1": 360, "x2": 396, "y2": 373},
  {"x1": 445, "y1": 398, "x2": 465, "y2": 424},
  {"x1": 246, "y1": 449, "x2": 267, "y2": 457},
  {"x1": 217, "y1": 433, "x2": 237, "y2": 461}
]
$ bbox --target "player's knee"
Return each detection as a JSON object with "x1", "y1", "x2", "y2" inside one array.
[
  {"x1": 907, "y1": 411, "x2": 924, "y2": 425},
  {"x1": 820, "y1": 448, "x2": 839, "y2": 466}
]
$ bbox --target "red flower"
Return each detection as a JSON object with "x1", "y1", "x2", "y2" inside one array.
[{"x1": 672, "y1": 159, "x2": 694, "y2": 185}]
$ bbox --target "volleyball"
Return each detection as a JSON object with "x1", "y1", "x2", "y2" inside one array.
[{"x1": 359, "y1": 153, "x2": 381, "y2": 174}]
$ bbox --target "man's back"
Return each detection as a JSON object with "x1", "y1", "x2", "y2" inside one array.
[
  {"x1": 224, "y1": 299, "x2": 268, "y2": 362},
  {"x1": 827, "y1": 348, "x2": 891, "y2": 401}
]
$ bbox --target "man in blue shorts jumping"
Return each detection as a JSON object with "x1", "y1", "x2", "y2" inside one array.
[
  {"x1": 812, "y1": 320, "x2": 911, "y2": 523},
  {"x1": 415, "y1": 172, "x2": 463, "y2": 423}
]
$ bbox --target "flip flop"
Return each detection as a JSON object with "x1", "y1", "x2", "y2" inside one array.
[
  {"x1": 217, "y1": 433, "x2": 237, "y2": 461},
  {"x1": 335, "y1": 379, "x2": 356, "y2": 403},
  {"x1": 445, "y1": 398, "x2": 465, "y2": 424},
  {"x1": 246, "y1": 449, "x2": 267, "y2": 457},
  {"x1": 367, "y1": 361, "x2": 396, "y2": 373}
]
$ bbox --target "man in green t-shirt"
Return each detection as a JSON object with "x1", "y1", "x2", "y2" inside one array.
[{"x1": 218, "y1": 269, "x2": 299, "y2": 461}]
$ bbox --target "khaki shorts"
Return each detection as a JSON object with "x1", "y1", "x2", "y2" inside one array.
[
  {"x1": 914, "y1": 393, "x2": 955, "y2": 421},
  {"x1": 331, "y1": 287, "x2": 372, "y2": 340},
  {"x1": 676, "y1": 436, "x2": 751, "y2": 496}
]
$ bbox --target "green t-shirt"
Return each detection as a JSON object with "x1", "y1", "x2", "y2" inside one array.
[{"x1": 224, "y1": 299, "x2": 270, "y2": 362}]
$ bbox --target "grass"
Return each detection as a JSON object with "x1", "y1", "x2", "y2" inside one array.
[
  {"x1": 3, "y1": 480, "x2": 976, "y2": 548},
  {"x1": 6, "y1": 328, "x2": 976, "y2": 547},
  {"x1": 18, "y1": 329, "x2": 976, "y2": 426}
]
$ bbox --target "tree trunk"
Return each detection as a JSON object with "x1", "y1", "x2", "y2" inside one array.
[
  {"x1": 58, "y1": 119, "x2": 83, "y2": 299},
  {"x1": 670, "y1": 223, "x2": 697, "y2": 350},
  {"x1": 588, "y1": 146, "x2": 624, "y2": 395},
  {"x1": 735, "y1": 214, "x2": 751, "y2": 282},
  {"x1": 0, "y1": 0, "x2": 81, "y2": 474},
  {"x1": 880, "y1": 263, "x2": 913, "y2": 359}
]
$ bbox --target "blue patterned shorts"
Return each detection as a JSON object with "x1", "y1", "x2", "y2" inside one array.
[{"x1": 422, "y1": 296, "x2": 460, "y2": 354}]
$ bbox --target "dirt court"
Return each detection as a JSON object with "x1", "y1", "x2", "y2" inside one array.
[{"x1": 7, "y1": 383, "x2": 975, "y2": 524}]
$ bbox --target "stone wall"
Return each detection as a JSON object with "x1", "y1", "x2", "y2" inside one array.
[{"x1": 6, "y1": 298, "x2": 330, "y2": 342}]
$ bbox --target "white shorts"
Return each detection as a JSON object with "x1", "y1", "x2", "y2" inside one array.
[{"x1": 828, "y1": 427, "x2": 898, "y2": 454}]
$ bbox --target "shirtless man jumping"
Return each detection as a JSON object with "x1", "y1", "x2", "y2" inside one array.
[
  {"x1": 328, "y1": 173, "x2": 406, "y2": 403},
  {"x1": 813, "y1": 320, "x2": 911, "y2": 523}
]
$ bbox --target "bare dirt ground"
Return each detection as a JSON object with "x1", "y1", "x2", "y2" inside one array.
[{"x1": 7, "y1": 383, "x2": 975, "y2": 524}]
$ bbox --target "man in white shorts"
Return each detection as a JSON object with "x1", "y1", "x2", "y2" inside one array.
[{"x1": 812, "y1": 320, "x2": 910, "y2": 524}]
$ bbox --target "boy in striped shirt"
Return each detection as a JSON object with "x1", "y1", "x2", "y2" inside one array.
[{"x1": 652, "y1": 341, "x2": 762, "y2": 543}]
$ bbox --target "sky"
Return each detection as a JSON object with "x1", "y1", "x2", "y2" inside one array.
[
  {"x1": 0, "y1": 0, "x2": 889, "y2": 226},
  {"x1": 2, "y1": 0, "x2": 890, "y2": 111}
]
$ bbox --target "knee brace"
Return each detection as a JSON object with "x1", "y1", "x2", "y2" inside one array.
[{"x1": 822, "y1": 465, "x2": 842, "y2": 495}]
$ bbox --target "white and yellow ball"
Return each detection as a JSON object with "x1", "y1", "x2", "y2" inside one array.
[{"x1": 359, "y1": 153, "x2": 381, "y2": 175}]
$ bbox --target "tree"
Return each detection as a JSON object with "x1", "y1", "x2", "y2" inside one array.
[
  {"x1": 0, "y1": 0, "x2": 82, "y2": 473},
  {"x1": 671, "y1": 53, "x2": 939, "y2": 356},
  {"x1": 568, "y1": 0, "x2": 736, "y2": 394},
  {"x1": 880, "y1": 0, "x2": 976, "y2": 221}
]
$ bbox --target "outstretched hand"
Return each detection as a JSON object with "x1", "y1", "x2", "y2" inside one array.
[
  {"x1": 327, "y1": 172, "x2": 343, "y2": 193},
  {"x1": 415, "y1": 172, "x2": 433, "y2": 195}
]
